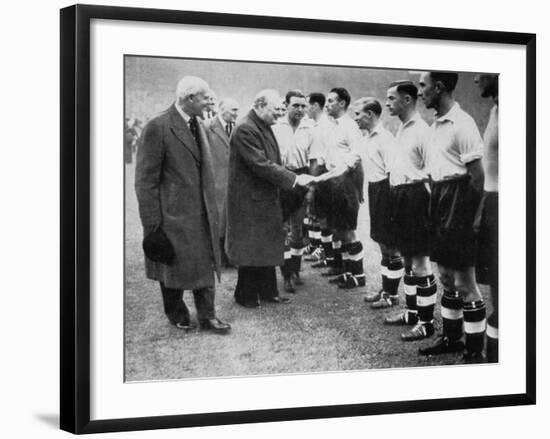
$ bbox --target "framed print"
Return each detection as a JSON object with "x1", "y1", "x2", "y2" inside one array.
[{"x1": 60, "y1": 3, "x2": 536, "y2": 434}]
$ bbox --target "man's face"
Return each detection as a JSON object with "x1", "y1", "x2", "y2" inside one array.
[
  {"x1": 221, "y1": 103, "x2": 239, "y2": 123},
  {"x1": 307, "y1": 102, "x2": 320, "y2": 119},
  {"x1": 260, "y1": 94, "x2": 283, "y2": 125},
  {"x1": 278, "y1": 100, "x2": 287, "y2": 118},
  {"x1": 418, "y1": 72, "x2": 438, "y2": 109},
  {"x1": 187, "y1": 89, "x2": 210, "y2": 116},
  {"x1": 385, "y1": 86, "x2": 408, "y2": 117},
  {"x1": 474, "y1": 74, "x2": 498, "y2": 98},
  {"x1": 206, "y1": 95, "x2": 217, "y2": 112},
  {"x1": 353, "y1": 107, "x2": 370, "y2": 130},
  {"x1": 287, "y1": 96, "x2": 307, "y2": 124},
  {"x1": 326, "y1": 92, "x2": 345, "y2": 117}
]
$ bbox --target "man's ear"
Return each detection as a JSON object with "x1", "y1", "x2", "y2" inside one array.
[{"x1": 434, "y1": 81, "x2": 446, "y2": 94}]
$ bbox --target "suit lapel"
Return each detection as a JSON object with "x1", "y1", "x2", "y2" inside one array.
[
  {"x1": 197, "y1": 120, "x2": 222, "y2": 280},
  {"x1": 168, "y1": 105, "x2": 201, "y2": 166},
  {"x1": 210, "y1": 118, "x2": 230, "y2": 148}
]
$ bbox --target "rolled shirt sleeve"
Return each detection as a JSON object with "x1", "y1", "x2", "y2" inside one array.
[{"x1": 456, "y1": 117, "x2": 484, "y2": 164}]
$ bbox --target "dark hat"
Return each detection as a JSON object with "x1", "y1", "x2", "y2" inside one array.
[{"x1": 142, "y1": 227, "x2": 174, "y2": 265}]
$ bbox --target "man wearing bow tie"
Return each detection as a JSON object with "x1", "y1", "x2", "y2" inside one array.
[
  {"x1": 206, "y1": 97, "x2": 240, "y2": 267},
  {"x1": 135, "y1": 75, "x2": 231, "y2": 334}
]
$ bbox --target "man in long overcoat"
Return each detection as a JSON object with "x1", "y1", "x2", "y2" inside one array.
[
  {"x1": 205, "y1": 98, "x2": 239, "y2": 266},
  {"x1": 226, "y1": 89, "x2": 313, "y2": 307},
  {"x1": 135, "y1": 76, "x2": 230, "y2": 334}
]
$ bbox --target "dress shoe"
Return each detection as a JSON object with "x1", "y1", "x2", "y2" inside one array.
[
  {"x1": 364, "y1": 290, "x2": 382, "y2": 303},
  {"x1": 199, "y1": 318, "x2": 231, "y2": 335},
  {"x1": 263, "y1": 296, "x2": 292, "y2": 304},
  {"x1": 284, "y1": 277, "x2": 296, "y2": 293},
  {"x1": 174, "y1": 320, "x2": 197, "y2": 331},
  {"x1": 370, "y1": 293, "x2": 399, "y2": 309},
  {"x1": 384, "y1": 311, "x2": 418, "y2": 326},
  {"x1": 401, "y1": 322, "x2": 434, "y2": 341},
  {"x1": 418, "y1": 336, "x2": 465, "y2": 356}
]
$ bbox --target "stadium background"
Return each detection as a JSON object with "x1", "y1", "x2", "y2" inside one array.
[{"x1": 125, "y1": 56, "x2": 494, "y2": 133}]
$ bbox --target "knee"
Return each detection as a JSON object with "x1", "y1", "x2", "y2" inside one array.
[
  {"x1": 454, "y1": 269, "x2": 480, "y2": 296},
  {"x1": 438, "y1": 271, "x2": 455, "y2": 291}
]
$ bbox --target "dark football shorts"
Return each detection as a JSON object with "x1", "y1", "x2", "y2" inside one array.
[
  {"x1": 313, "y1": 164, "x2": 364, "y2": 231},
  {"x1": 368, "y1": 177, "x2": 393, "y2": 246},
  {"x1": 430, "y1": 174, "x2": 482, "y2": 270},
  {"x1": 390, "y1": 180, "x2": 431, "y2": 256},
  {"x1": 280, "y1": 167, "x2": 309, "y2": 222}
]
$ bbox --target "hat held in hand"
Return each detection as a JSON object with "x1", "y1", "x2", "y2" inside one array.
[{"x1": 142, "y1": 227, "x2": 175, "y2": 264}]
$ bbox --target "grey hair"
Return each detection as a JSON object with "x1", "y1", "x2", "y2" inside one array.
[
  {"x1": 253, "y1": 89, "x2": 280, "y2": 109},
  {"x1": 175, "y1": 76, "x2": 210, "y2": 100},
  {"x1": 219, "y1": 98, "x2": 239, "y2": 113}
]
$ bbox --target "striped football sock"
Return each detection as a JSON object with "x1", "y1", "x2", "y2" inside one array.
[{"x1": 441, "y1": 290, "x2": 464, "y2": 341}]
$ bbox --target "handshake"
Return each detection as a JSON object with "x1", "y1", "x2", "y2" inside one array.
[{"x1": 294, "y1": 174, "x2": 318, "y2": 187}]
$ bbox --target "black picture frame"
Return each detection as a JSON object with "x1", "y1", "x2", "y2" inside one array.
[{"x1": 60, "y1": 3, "x2": 536, "y2": 434}]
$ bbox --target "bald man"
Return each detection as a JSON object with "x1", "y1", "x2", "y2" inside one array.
[{"x1": 226, "y1": 89, "x2": 314, "y2": 307}]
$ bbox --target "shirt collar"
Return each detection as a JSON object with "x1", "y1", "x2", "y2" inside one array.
[
  {"x1": 278, "y1": 116, "x2": 311, "y2": 130},
  {"x1": 435, "y1": 102, "x2": 461, "y2": 123},
  {"x1": 175, "y1": 102, "x2": 192, "y2": 123},
  {"x1": 218, "y1": 114, "x2": 228, "y2": 129},
  {"x1": 402, "y1": 112, "x2": 421, "y2": 129},
  {"x1": 332, "y1": 112, "x2": 351, "y2": 125},
  {"x1": 314, "y1": 112, "x2": 329, "y2": 127},
  {"x1": 368, "y1": 122, "x2": 383, "y2": 137}
]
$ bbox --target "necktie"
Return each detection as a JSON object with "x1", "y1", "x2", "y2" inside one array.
[
  {"x1": 226, "y1": 122, "x2": 233, "y2": 137},
  {"x1": 189, "y1": 116, "x2": 200, "y2": 145}
]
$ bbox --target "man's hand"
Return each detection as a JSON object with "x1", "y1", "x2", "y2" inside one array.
[{"x1": 295, "y1": 174, "x2": 315, "y2": 187}]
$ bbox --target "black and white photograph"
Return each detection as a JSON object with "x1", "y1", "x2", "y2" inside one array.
[
  {"x1": 54, "y1": 2, "x2": 537, "y2": 435},
  {"x1": 1, "y1": 0, "x2": 545, "y2": 436},
  {"x1": 124, "y1": 56, "x2": 499, "y2": 381}
]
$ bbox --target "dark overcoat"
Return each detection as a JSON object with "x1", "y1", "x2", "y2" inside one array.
[
  {"x1": 135, "y1": 104, "x2": 221, "y2": 289},
  {"x1": 226, "y1": 110, "x2": 296, "y2": 266},
  {"x1": 205, "y1": 117, "x2": 230, "y2": 237}
]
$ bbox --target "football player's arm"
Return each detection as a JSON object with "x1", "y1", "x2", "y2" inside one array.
[
  {"x1": 456, "y1": 119, "x2": 485, "y2": 193},
  {"x1": 466, "y1": 158, "x2": 485, "y2": 193}
]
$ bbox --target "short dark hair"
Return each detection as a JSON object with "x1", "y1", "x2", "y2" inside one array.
[
  {"x1": 285, "y1": 89, "x2": 306, "y2": 104},
  {"x1": 389, "y1": 80, "x2": 418, "y2": 101},
  {"x1": 430, "y1": 72, "x2": 459, "y2": 92},
  {"x1": 308, "y1": 92, "x2": 326, "y2": 108},
  {"x1": 329, "y1": 87, "x2": 351, "y2": 108},
  {"x1": 358, "y1": 98, "x2": 382, "y2": 116}
]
